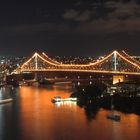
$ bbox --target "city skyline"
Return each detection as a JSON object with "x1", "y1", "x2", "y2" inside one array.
[{"x1": 0, "y1": 0, "x2": 140, "y2": 56}]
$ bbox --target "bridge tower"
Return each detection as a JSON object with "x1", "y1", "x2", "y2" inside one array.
[
  {"x1": 114, "y1": 50, "x2": 117, "y2": 71},
  {"x1": 113, "y1": 51, "x2": 125, "y2": 84},
  {"x1": 34, "y1": 53, "x2": 38, "y2": 81}
]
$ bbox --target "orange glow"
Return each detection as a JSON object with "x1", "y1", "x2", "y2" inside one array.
[
  {"x1": 13, "y1": 86, "x2": 140, "y2": 140},
  {"x1": 113, "y1": 75, "x2": 125, "y2": 84},
  {"x1": 18, "y1": 86, "x2": 80, "y2": 139}
]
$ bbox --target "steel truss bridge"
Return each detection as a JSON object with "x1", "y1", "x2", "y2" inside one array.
[{"x1": 17, "y1": 50, "x2": 140, "y2": 76}]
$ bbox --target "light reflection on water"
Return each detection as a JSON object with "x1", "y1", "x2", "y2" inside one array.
[
  {"x1": 0, "y1": 85, "x2": 140, "y2": 140},
  {"x1": 0, "y1": 86, "x2": 12, "y2": 100}
]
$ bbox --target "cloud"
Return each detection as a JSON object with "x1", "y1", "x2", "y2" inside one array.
[
  {"x1": 105, "y1": 1, "x2": 121, "y2": 8},
  {"x1": 75, "y1": 10, "x2": 91, "y2": 22},
  {"x1": 63, "y1": 1, "x2": 140, "y2": 22},
  {"x1": 2, "y1": 1, "x2": 140, "y2": 36},
  {"x1": 74, "y1": 18, "x2": 140, "y2": 34},
  {"x1": 73, "y1": 0, "x2": 140, "y2": 34},
  {"x1": 63, "y1": 9, "x2": 93, "y2": 22},
  {"x1": 63, "y1": 9, "x2": 80, "y2": 19},
  {"x1": 106, "y1": 1, "x2": 140, "y2": 19}
]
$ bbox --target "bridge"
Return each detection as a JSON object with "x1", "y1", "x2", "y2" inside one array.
[
  {"x1": 12, "y1": 50, "x2": 140, "y2": 84},
  {"x1": 16, "y1": 50, "x2": 140, "y2": 75}
]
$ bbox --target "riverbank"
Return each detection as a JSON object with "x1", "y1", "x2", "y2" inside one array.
[{"x1": 71, "y1": 84, "x2": 140, "y2": 115}]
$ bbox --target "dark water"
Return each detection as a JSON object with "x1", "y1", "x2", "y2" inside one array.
[{"x1": 0, "y1": 85, "x2": 140, "y2": 140}]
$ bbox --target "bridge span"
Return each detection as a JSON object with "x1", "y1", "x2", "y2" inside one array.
[{"x1": 8, "y1": 50, "x2": 140, "y2": 84}]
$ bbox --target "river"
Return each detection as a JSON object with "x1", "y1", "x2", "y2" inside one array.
[{"x1": 0, "y1": 85, "x2": 140, "y2": 140}]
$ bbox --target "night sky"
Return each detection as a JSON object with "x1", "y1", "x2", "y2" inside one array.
[{"x1": 1, "y1": 0, "x2": 140, "y2": 56}]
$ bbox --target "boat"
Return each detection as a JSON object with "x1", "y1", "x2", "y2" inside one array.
[
  {"x1": 107, "y1": 114, "x2": 121, "y2": 121},
  {"x1": 51, "y1": 96, "x2": 61, "y2": 103},
  {"x1": 51, "y1": 96, "x2": 77, "y2": 103},
  {"x1": 54, "y1": 81, "x2": 72, "y2": 85},
  {"x1": 0, "y1": 98, "x2": 13, "y2": 104},
  {"x1": 106, "y1": 96, "x2": 121, "y2": 121},
  {"x1": 39, "y1": 79, "x2": 53, "y2": 85}
]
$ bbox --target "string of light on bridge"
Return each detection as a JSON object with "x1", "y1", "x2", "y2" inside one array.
[{"x1": 18, "y1": 50, "x2": 140, "y2": 75}]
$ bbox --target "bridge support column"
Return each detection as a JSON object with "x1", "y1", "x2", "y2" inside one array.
[
  {"x1": 34, "y1": 72, "x2": 38, "y2": 81},
  {"x1": 113, "y1": 75, "x2": 125, "y2": 84}
]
